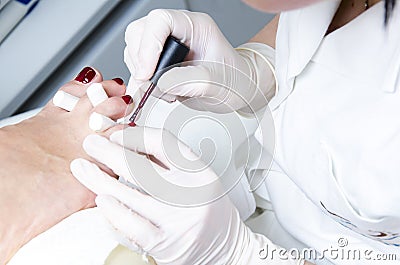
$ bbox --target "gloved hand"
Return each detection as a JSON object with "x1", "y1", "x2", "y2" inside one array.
[
  {"x1": 71, "y1": 127, "x2": 305, "y2": 265},
  {"x1": 124, "y1": 9, "x2": 276, "y2": 114}
]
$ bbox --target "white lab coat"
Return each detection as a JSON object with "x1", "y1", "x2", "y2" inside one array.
[{"x1": 250, "y1": 0, "x2": 400, "y2": 263}]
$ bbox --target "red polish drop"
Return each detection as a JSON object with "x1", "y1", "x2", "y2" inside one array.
[{"x1": 128, "y1": 121, "x2": 136, "y2": 127}]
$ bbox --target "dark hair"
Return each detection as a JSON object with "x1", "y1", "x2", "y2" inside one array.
[{"x1": 385, "y1": 0, "x2": 396, "y2": 24}]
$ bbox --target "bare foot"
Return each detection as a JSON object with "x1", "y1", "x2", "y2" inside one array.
[{"x1": 0, "y1": 67, "x2": 133, "y2": 263}]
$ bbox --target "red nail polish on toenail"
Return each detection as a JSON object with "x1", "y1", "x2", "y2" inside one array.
[
  {"x1": 112, "y1": 78, "x2": 124, "y2": 85},
  {"x1": 75, "y1": 67, "x2": 96, "y2": 84},
  {"x1": 122, "y1": 95, "x2": 133, "y2": 104}
]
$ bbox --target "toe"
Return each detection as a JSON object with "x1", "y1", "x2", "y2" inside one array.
[
  {"x1": 101, "y1": 79, "x2": 127, "y2": 97},
  {"x1": 102, "y1": 123, "x2": 126, "y2": 138},
  {"x1": 73, "y1": 66, "x2": 103, "y2": 87},
  {"x1": 82, "y1": 79, "x2": 127, "y2": 109},
  {"x1": 93, "y1": 96, "x2": 134, "y2": 121},
  {"x1": 49, "y1": 67, "x2": 103, "y2": 111},
  {"x1": 60, "y1": 67, "x2": 104, "y2": 98}
]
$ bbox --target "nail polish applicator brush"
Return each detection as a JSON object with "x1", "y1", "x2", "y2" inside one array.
[{"x1": 128, "y1": 36, "x2": 190, "y2": 126}]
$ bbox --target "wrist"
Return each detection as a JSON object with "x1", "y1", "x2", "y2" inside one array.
[
  {"x1": 227, "y1": 220, "x2": 306, "y2": 265},
  {"x1": 226, "y1": 221, "x2": 261, "y2": 265},
  {"x1": 235, "y1": 43, "x2": 277, "y2": 116}
]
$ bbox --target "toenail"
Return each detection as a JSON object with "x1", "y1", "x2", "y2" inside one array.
[
  {"x1": 122, "y1": 95, "x2": 133, "y2": 104},
  {"x1": 75, "y1": 67, "x2": 96, "y2": 84},
  {"x1": 112, "y1": 77, "x2": 124, "y2": 85}
]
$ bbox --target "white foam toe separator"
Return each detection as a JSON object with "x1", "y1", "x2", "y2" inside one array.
[
  {"x1": 52, "y1": 91, "x2": 79, "y2": 112},
  {"x1": 87, "y1": 83, "x2": 108, "y2": 107},
  {"x1": 89, "y1": 112, "x2": 116, "y2": 132}
]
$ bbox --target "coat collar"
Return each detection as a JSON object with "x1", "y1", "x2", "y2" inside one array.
[
  {"x1": 270, "y1": 0, "x2": 341, "y2": 110},
  {"x1": 286, "y1": 0, "x2": 341, "y2": 79}
]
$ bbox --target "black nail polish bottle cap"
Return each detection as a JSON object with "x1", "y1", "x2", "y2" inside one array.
[{"x1": 150, "y1": 36, "x2": 190, "y2": 84}]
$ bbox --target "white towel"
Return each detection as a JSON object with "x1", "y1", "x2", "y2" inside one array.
[{"x1": 8, "y1": 208, "x2": 119, "y2": 265}]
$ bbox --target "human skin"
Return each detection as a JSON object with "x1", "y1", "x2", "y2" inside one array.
[
  {"x1": 248, "y1": 0, "x2": 382, "y2": 51},
  {"x1": 243, "y1": 0, "x2": 381, "y2": 13},
  {"x1": 0, "y1": 0, "x2": 385, "y2": 263},
  {"x1": 0, "y1": 67, "x2": 132, "y2": 264},
  {"x1": 243, "y1": 0, "x2": 323, "y2": 13}
]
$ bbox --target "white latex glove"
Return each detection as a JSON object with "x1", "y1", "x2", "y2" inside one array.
[
  {"x1": 124, "y1": 9, "x2": 276, "y2": 114},
  {"x1": 71, "y1": 127, "x2": 304, "y2": 265}
]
